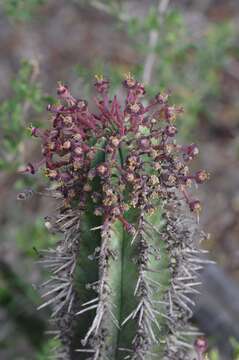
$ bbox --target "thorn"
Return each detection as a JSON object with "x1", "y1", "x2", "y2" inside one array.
[
  {"x1": 81, "y1": 297, "x2": 99, "y2": 307},
  {"x1": 90, "y1": 225, "x2": 103, "y2": 231},
  {"x1": 41, "y1": 283, "x2": 69, "y2": 298},
  {"x1": 37, "y1": 289, "x2": 68, "y2": 311},
  {"x1": 76, "y1": 304, "x2": 98, "y2": 315}
]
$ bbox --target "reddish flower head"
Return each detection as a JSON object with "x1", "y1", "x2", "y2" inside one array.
[{"x1": 21, "y1": 74, "x2": 206, "y2": 225}]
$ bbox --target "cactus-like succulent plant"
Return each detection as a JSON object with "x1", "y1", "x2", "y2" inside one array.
[{"x1": 22, "y1": 74, "x2": 209, "y2": 359}]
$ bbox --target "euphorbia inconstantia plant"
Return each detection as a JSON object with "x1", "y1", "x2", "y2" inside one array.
[{"x1": 21, "y1": 74, "x2": 209, "y2": 359}]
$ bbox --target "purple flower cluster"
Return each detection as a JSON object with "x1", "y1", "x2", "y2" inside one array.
[{"x1": 22, "y1": 73, "x2": 208, "y2": 230}]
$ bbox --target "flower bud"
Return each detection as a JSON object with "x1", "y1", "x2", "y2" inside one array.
[
  {"x1": 149, "y1": 175, "x2": 159, "y2": 186},
  {"x1": 112, "y1": 207, "x2": 121, "y2": 216},
  {"x1": 96, "y1": 164, "x2": 108, "y2": 176},
  {"x1": 110, "y1": 137, "x2": 120, "y2": 148},
  {"x1": 164, "y1": 144, "x2": 174, "y2": 154},
  {"x1": 63, "y1": 116, "x2": 73, "y2": 126},
  {"x1": 123, "y1": 73, "x2": 137, "y2": 89},
  {"x1": 83, "y1": 184, "x2": 92, "y2": 192},
  {"x1": 47, "y1": 104, "x2": 63, "y2": 113},
  {"x1": 57, "y1": 82, "x2": 76, "y2": 105},
  {"x1": 127, "y1": 155, "x2": 138, "y2": 168},
  {"x1": 74, "y1": 146, "x2": 84, "y2": 156},
  {"x1": 60, "y1": 172, "x2": 72, "y2": 182},
  {"x1": 165, "y1": 106, "x2": 176, "y2": 121},
  {"x1": 18, "y1": 163, "x2": 35, "y2": 175},
  {"x1": 194, "y1": 336, "x2": 208, "y2": 355},
  {"x1": 94, "y1": 207, "x2": 103, "y2": 216},
  {"x1": 88, "y1": 169, "x2": 96, "y2": 180},
  {"x1": 135, "y1": 83, "x2": 145, "y2": 97},
  {"x1": 127, "y1": 102, "x2": 144, "y2": 115},
  {"x1": 68, "y1": 189, "x2": 76, "y2": 198},
  {"x1": 184, "y1": 178, "x2": 192, "y2": 187},
  {"x1": 46, "y1": 169, "x2": 59, "y2": 180},
  {"x1": 73, "y1": 133, "x2": 82, "y2": 141},
  {"x1": 57, "y1": 82, "x2": 68, "y2": 96},
  {"x1": 28, "y1": 125, "x2": 39, "y2": 137},
  {"x1": 62, "y1": 140, "x2": 71, "y2": 150},
  {"x1": 94, "y1": 75, "x2": 109, "y2": 94},
  {"x1": 195, "y1": 170, "x2": 209, "y2": 184},
  {"x1": 146, "y1": 205, "x2": 155, "y2": 215},
  {"x1": 155, "y1": 92, "x2": 169, "y2": 104},
  {"x1": 154, "y1": 162, "x2": 161, "y2": 171},
  {"x1": 167, "y1": 175, "x2": 177, "y2": 185},
  {"x1": 189, "y1": 199, "x2": 202, "y2": 213},
  {"x1": 27, "y1": 163, "x2": 35, "y2": 174},
  {"x1": 85, "y1": 150, "x2": 95, "y2": 161},
  {"x1": 185, "y1": 144, "x2": 199, "y2": 160},
  {"x1": 91, "y1": 192, "x2": 101, "y2": 203},
  {"x1": 77, "y1": 99, "x2": 88, "y2": 111},
  {"x1": 139, "y1": 137, "x2": 150, "y2": 149},
  {"x1": 73, "y1": 158, "x2": 82, "y2": 171},
  {"x1": 165, "y1": 125, "x2": 177, "y2": 137},
  {"x1": 126, "y1": 172, "x2": 135, "y2": 183},
  {"x1": 52, "y1": 142, "x2": 58, "y2": 151}
]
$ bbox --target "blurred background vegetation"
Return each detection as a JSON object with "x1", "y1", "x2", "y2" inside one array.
[{"x1": 0, "y1": 0, "x2": 239, "y2": 359}]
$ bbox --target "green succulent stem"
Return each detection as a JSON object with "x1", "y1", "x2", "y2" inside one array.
[{"x1": 23, "y1": 77, "x2": 207, "y2": 359}]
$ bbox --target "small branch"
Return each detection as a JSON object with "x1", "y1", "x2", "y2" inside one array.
[
  {"x1": 83, "y1": 0, "x2": 170, "y2": 86},
  {"x1": 82, "y1": 0, "x2": 130, "y2": 22},
  {"x1": 142, "y1": 0, "x2": 170, "y2": 85},
  {"x1": 22, "y1": 59, "x2": 40, "y2": 122}
]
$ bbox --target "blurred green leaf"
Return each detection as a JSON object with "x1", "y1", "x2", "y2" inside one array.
[
  {"x1": 0, "y1": 60, "x2": 45, "y2": 170},
  {"x1": 209, "y1": 349, "x2": 220, "y2": 360},
  {"x1": 1, "y1": 0, "x2": 45, "y2": 21},
  {"x1": 127, "y1": 17, "x2": 141, "y2": 37},
  {"x1": 231, "y1": 338, "x2": 239, "y2": 358},
  {"x1": 16, "y1": 218, "x2": 57, "y2": 256},
  {"x1": 143, "y1": 7, "x2": 159, "y2": 31}
]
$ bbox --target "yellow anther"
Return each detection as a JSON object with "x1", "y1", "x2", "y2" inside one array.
[
  {"x1": 124, "y1": 72, "x2": 133, "y2": 80},
  {"x1": 95, "y1": 74, "x2": 104, "y2": 82},
  {"x1": 26, "y1": 124, "x2": 33, "y2": 132},
  {"x1": 149, "y1": 175, "x2": 159, "y2": 186},
  {"x1": 124, "y1": 72, "x2": 136, "y2": 88}
]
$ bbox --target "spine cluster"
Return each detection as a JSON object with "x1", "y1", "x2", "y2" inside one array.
[
  {"x1": 37, "y1": 209, "x2": 82, "y2": 359},
  {"x1": 162, "y1": 207, "x2": 208, "y2": 359},
  {"x1": 76, "y1": 220, "x2": 116, "y2": 358},
  {"x1": 21, "y1": 73, "x2": 209, "y2": 359},
  {"x1": 130, "y1": 212, "x2": 163, "y2": 359}
]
